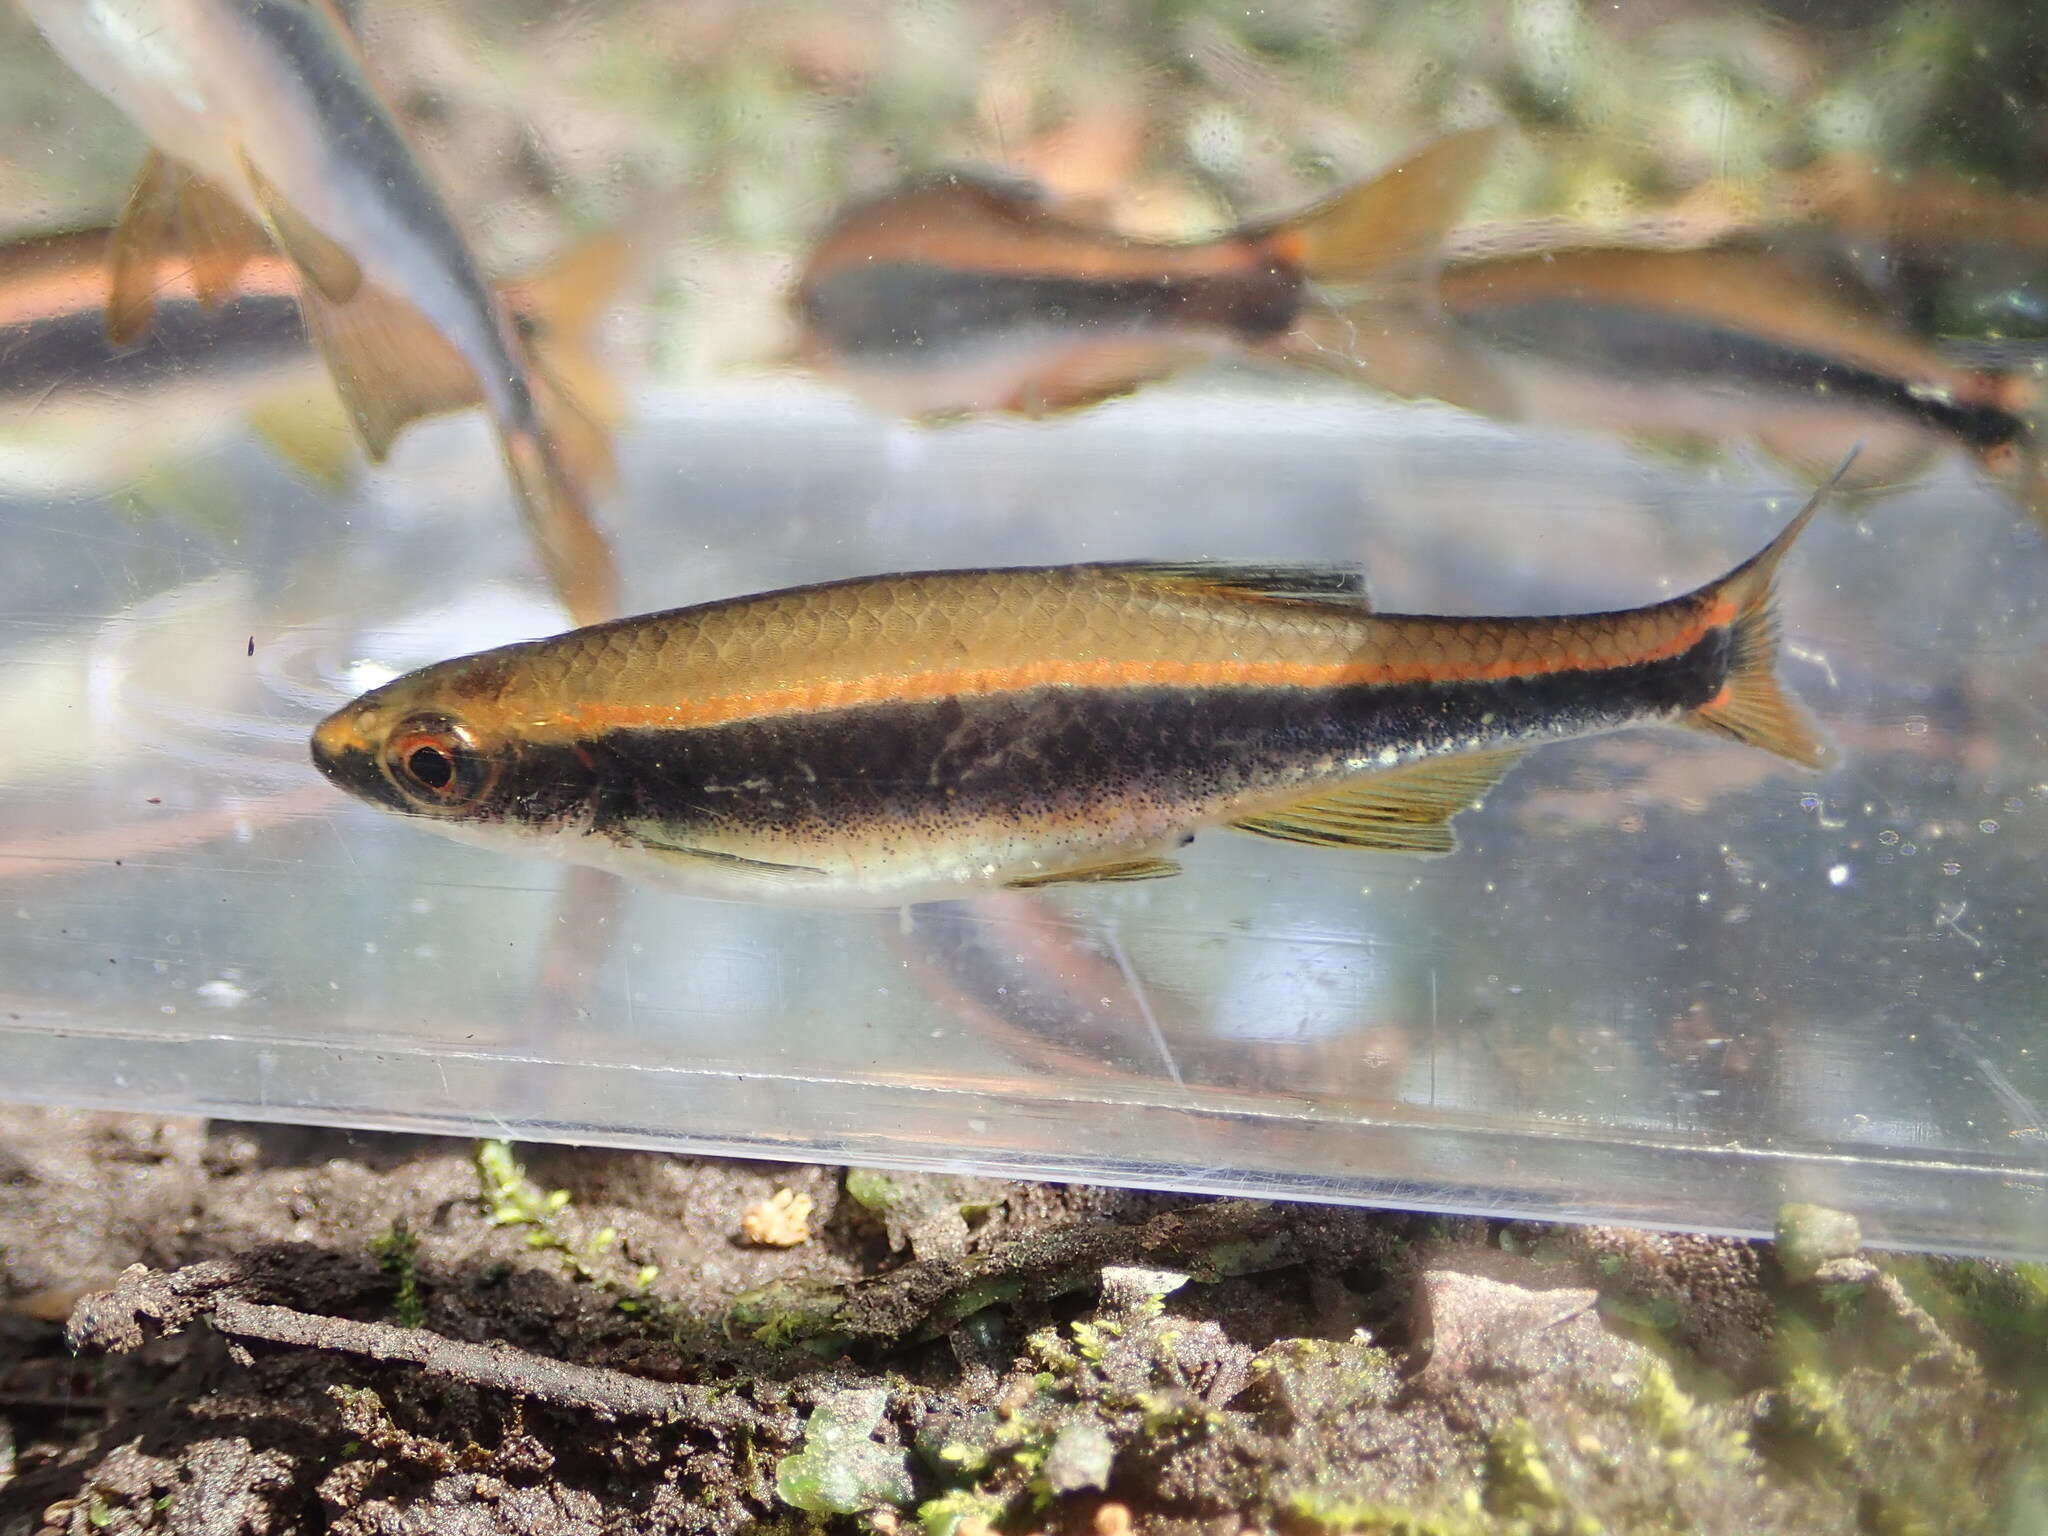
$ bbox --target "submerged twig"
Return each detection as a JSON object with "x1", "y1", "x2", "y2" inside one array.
[{"x1": 67, "y1": 1258, "x2": 762, "y2": 1430}]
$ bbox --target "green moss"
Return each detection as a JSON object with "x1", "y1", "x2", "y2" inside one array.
[
  {"x1": 844, "y1": 1168, "x2": 904, "y2": 1216},
  {"x1": 471, "y1": 1139, "x2": 630, "y2": 1289},
  {"x1": 1069, "y1": 1319, "x2": 1119, "y2": 1363},
  {"x1": 916, "y1": 1487, "x2": 1010, "y2": 1536},
  {"x1": 725, "y1": 1276, "x2": 850, "y2": 1351},
  {"x1": 369, "y1": 1218, "x2": 426, "y2": 1329},
  {"x1": 1481, "y1": 1420, "x2": 1566, "y2": 1524},
  {"x1": 1287, "y1": 1488, "x2": 1493, "y2": 1536},
  {"x1": 1026, "y1": 1325, "x2": 1080, "y2": 1376},
  {"x1": 775, "y1": 1389, "x2": 916, "y2": 1515},
  {"x1": 1249, "y1": 1336, "x2": 1400, "y2": 1423},
  {"x1": 923, "y1": 1277, "x2": 1024, "y2": 1339},
  {"x1": 1634, "y1": 1358, "x2": 1747, "y2": 1470}
]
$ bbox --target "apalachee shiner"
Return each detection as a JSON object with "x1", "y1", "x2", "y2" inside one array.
[{"x1": 311, "y1": 475, "x2": 1840, "y2": 907}]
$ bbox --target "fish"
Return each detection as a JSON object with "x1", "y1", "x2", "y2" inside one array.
[
  {"x1": 0, "y1": 222, "x2": 626, "y2": 493},
  {"x1": 790, "y1": 127, "x2": 1501, "y2": 421},
  {"x1": 19, "y1": 0, "x2": 618, "y2": 622},
  {"x1": 1297, "y1": 244, "x2": 2035, "y2": 488},
  {"x1": 309, "y1": 472, "x2": 1838, "y2": 909}
]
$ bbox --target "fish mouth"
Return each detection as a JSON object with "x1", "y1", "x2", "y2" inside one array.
[{"x1": 309, "y1": 708, "x2": 409, "y2": 814}]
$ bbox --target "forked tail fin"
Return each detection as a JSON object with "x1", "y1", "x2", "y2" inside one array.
[
  {"x1": 1684, "y1": 454, "x2": 1854, "y2": 770},
  {"x1": 501, "y1": 230, "x2": 634, "y2": 500},
  {"x1": 240, "y1": 231, "x2": 630, "y2": 489},
  {"x1": 1265, "y1": 125, "x2": 1502, "y2": 287}
]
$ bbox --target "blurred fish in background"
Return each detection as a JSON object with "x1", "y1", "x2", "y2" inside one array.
[
  {"x1": 1295, "y1": 240, "x2": 2039, "y2": 500},
  {"x1": 0, "y1": 221, "x2": 627, "y2": 497},
  {"x1": 789, "y1": 112, "x2": 2043, "y2": 518},
  {"x1": 16, "y1": 0, "x2": 622, "y2": 622},
  {"x1": 1719, "y1": 155, "x2": 2048, "y2": 343},
  {"x1": 790, "y1": 127, "x2": 1501, "y2": 420}
]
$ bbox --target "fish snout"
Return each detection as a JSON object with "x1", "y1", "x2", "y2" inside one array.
[{"x1": 310, "y1": 706, "x2": 403, "y2": 811}]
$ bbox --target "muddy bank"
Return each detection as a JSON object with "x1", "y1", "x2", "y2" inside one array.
[{"x1": 1, "y1": 1108, "x2": 2042, "y2": 1535}]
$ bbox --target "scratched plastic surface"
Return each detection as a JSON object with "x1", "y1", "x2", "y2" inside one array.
[{"x1": 1, "y1": 381, "x2": 2044, "y2": 1257}]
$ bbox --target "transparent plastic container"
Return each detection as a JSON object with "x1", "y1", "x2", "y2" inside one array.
[
  {"x1": 1, "y1": 0, "x2": 2044, "y2": 1261},
  {"x1": 3, "y1": 385, "x2": 2042, "y2": 1257}
]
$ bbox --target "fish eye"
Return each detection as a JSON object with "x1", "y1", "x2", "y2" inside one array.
[{"x1": 379, "y1": 714, "x2": 497, "y2": 812}]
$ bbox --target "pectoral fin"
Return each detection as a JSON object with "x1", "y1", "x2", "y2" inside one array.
[
  {"x1": 1231, "y1": 748, "x2": 1524, "y2": 855},
  {"x1": 236, "y1": 146, "x2": 362, "y2": 303},
  {"x1": 1008, "y1": 856, "x2": 1182, "y2": 888}
]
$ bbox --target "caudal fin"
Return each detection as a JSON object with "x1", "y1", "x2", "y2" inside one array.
[
  {"x1": 1267, "y1": 125, "x2": 1502, "y2": 287},
  {"x1": 499, "y1": 230, "x2": 634, "y2": 498},
  {"x1": 1683, "y1": 456, "x2": 1853, "y2": 770}
]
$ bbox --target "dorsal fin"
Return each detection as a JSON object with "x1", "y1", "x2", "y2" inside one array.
[
  {"x1": 1102, "y1": 560, "x2": 1374, "y2": 608},
  {"x1": 1231, "y1": 748, "x2": 1524, "y2": 855}
]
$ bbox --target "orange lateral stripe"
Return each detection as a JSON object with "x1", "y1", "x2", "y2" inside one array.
[
  {"x1": 808, "y1": 207, "x2": 1269, "y2": 285},
  {"x1": 558, "y1": 601, "x2": 1730, "y2": 735},
  {"x1": 0, "y1": 251, "x2": 300, "y2": 330}
]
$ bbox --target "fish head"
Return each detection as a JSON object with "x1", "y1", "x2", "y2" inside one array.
[{"x1": 311, "y1": 649, "x2": 595, "y2": 831}]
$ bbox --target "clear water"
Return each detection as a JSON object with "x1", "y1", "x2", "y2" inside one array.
[{"x1": 0, "y1": 0, "x2": 2044, "y2": 1257}]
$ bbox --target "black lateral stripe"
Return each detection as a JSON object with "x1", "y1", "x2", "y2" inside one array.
[
  {"x1": 522, "y1": 629, "x2": 1734, "y2": 843},
  {"x1": 0, "y1": 292, "x2": 309, "y2": 400},
  {"x1": 1461, "y1": 297, "x2": 2025, "y2": 449},
  {"x1": 798, "y1": 260, "x2": 1303, "y2": 360}
]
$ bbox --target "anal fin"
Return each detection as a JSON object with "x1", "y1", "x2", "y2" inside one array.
[
  {"x1": 236, "y1": 146, "x2": 362, "y2": 303},
  {"x1": 172, "y1": 172, "x2": 270, "y2": 309},
  {"x1": 1231, "y1": 747, "x2": 1524, "y2": 856},
  {"x1": 291, "y1": 277, "x2": 483, "y2": 459},
  {"x1": 1008, "y1": 856, "x2": 1182, "y2": 889}
]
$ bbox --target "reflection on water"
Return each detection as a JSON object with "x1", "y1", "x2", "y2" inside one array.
[{"x1": 0, "y1": 0, "x2": 2044, "y2": 1254}]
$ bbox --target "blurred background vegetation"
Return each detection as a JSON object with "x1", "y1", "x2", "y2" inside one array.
[{"x1": 3, "y1": 0, "x2": 2045, "y2": 381}]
